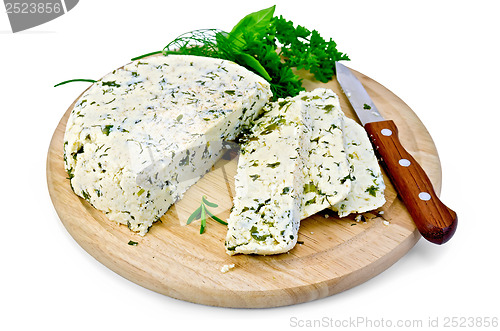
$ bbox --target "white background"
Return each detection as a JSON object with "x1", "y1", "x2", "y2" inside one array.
[{"x1": 1, "y1": 1, "x2": 499, "y2": 330}]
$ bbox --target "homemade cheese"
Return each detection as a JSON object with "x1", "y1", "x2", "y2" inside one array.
[
  {"x1": 225, "y1": 94, "x2": 309, "y2": 255},
  {"x1": 299, "y1": 88, "x2": 352, "y2": 217},
  {"x1": 225, "y1": 88, "x2": 352, "y2": 255},
  {"x1": 64, "y1": 55, "x2": 272, "y2": 235},
  {"x1": 331, "y1": 117, "x2": 386, "y2": 216}
]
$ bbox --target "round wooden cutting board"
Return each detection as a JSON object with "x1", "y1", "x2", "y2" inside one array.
[{"x1": 47, "y1": 64, "x2": 442, "y2": 308}]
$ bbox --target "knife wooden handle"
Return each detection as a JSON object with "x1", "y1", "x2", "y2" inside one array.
[{"x1": 364, "y1": 120, "x2": 457, "y2": 244}]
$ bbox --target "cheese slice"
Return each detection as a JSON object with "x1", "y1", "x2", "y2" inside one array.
[
  {"x1": 299, "y1": 88, "x2": 352, "y2": 217},
  {"x1": 331, "y1": 117, "x2": 386, "y2": 216},
  {"x1": 225, "y1": 88, "x2": 352, "y2": 255},
  {"x1": 64, "y1": 55, "x2": 272, "y2": 235},
  {"x1": 225, "y1": 96, "x2": 309, "y2": 255}
]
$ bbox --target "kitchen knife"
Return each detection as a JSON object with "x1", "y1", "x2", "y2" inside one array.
[{"x1": 335, "y1": 62, "x2": 457, "y2": 244}]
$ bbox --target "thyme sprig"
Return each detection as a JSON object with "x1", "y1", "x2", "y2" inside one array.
[{"x1": 187, "y1": 195, "x2": 227, "y2": 234}]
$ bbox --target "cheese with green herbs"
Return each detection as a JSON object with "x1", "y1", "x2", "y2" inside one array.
[
  {"x1": 225, "y1": 88, "x2": 352, "y2": 255},
  {"x1": 64, "y1": 55, "x2": 272, "y2": 235},
  {"x1": 225, "y1": 95, "x2": 309, "y2": 255},
  {"x1": 331, "y1": 117, "x2": 386, "y2": 216},
  {"x1": 299, "y1": 88, "x2": 352, "y2": 217}
]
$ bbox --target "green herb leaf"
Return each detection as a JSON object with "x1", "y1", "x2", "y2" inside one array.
[
  {"x1": 81, "y1": 190, "x2": 91, "y2": 201},
  {"x1": 187, "y1": 205, "x2": 202, "y2": 225},
  {"x1": 250, "y1": 225, "x2": 270, "y2": 241},
  {"x1": 266, "y1": 162, "x2": 281, "y2": 168},
  {"x1": 273, "y1": 15, "x2": 350, "y2": 82},
  {"x1": 200, "y1": 205, "x2": 207, "y2": 234},
  {"x1": 365, "y1": 185, "x2": 379, "y2": 197},
  {"x1": 228, "y1": 5, "x2": 275, "y2": 50},
  {"x1": 102, "y1": 81, "x2": 121, "y2": 88},
  {"x1": 305, "y1": 196, "x2": 316, "y2": 206},
  {"x1": 187, "y1": 196, "x2": 227, "y2": 233},
  {"x1": 233, "y1": 52, "x2": 271, "y2": 81},
  {"x1": 128, "y1": 240, "x2": 138, "y2": 246},
  {"x1": 324, "y1": 104, "x2": 335, "y2": 113},
  {"x1": 131, "y1": 50, "x2": 163, "y2": 61},
  {"x1": 303, "y1": 182, "x2": 318, "y2": 194},
  {"x1": 202, "y1": 195, "x2": 218, "y2": 208},
  {"x1": 54, "y1": 79, "x2": 97, "y2": 87},
  {"x1": 340, "y1": 173, "x2": 356, "y2": 184},
  {"x1": 249, "y1": 174, "x2": 260, "y2": 181},
  {"x1": 205, "y1": 208, "x2": 228, "y2": 225},
  {"x1": 101, "y1": 125, "x2": 113, "y2": 136}
]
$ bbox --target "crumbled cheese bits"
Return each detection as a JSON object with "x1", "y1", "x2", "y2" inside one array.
[
  {"x1": 64, "y1": 55, "x2": 272, "y2": 235},
  {"x1": 225, "y1": 88, "x2": 353, "y2": 255}
]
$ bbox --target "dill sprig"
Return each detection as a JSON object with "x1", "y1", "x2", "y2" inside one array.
[
  {"x1": 132, "y1": 29, "x2": 223, "y2": 61},
  {"x1": 164, "y1": 29, "x2": 222, "y2": 56},
  {"x1": 187, "y1": 195, "x2": 227, "y2": 234}
]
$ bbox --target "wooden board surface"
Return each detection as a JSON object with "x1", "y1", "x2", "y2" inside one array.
[{"x1": 47, "y1": 65, "x2": 442, "y2": 308}]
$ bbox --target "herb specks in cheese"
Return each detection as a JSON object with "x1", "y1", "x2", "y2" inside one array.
[{"x1": 63, "y1": 55, "x2": 272, "y2": 235}]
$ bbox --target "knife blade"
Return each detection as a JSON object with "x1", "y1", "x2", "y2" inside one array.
[{"x1": 335, "y1": 62, "x2": 457, "y2": 244}]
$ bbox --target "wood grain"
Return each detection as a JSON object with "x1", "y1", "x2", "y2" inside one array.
[{"x1": 46, "y1": 65, "x2": 442, "y2": 308}]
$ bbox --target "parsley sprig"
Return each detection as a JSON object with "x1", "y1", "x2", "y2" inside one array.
[{"x1": 187, "y1": 196, "x2": 227, "y2": 234}]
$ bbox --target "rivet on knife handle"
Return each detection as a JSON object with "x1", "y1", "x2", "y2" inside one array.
[{"x1": 364, "y1": 120, "x2": 458, "y2": 244}]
